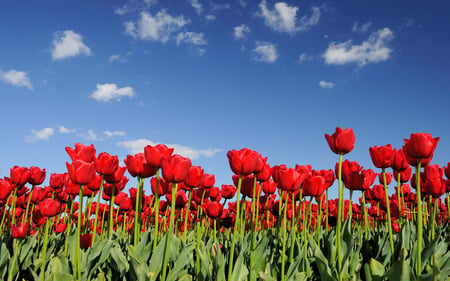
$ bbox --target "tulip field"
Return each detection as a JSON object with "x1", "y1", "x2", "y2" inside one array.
[{"x1": 0, "y1": 128, "x2": 449, "y2": 281}]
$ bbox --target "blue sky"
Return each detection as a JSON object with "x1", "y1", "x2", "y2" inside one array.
[{"x1": 0, "y1": 0, "x2": 449, "y2": 199}]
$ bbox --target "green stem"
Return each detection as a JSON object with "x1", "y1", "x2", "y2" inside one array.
[
  {"x1": 362, "y1": 192, "x2": 369, "y2": 240},
  {"x1": 108, "y1": 185, "x2": 116, "y2": 238},
  {"x1": 289, "y1": 192, "x2": 296, "y2": 263},
  {"x1": 382, "y1": 168, "x2": 395, "y2": 260},
  {"x1": 23, "y1": 185, "x2": 35, "y2": 224},
  {"x1": 227, "y1": 175, "x2": 243, "y2": 281},
  {"x1": 281, "y1": 191, "x2": 288, "y2": 281},
  {"x1": 416, "y1": 160, "x2": 423, "y2": 276},
  {"x1": 183, "y1": 187, "x2": 194, "y2": 241},
  {"x1": 7, "y1": 240, "x2": 21, "y2": 281},
  {"x1": 161, "y1": 183, "x2": 178, "y2": 281},
  {"x1": 325, "y1": 189, "x2": 329, "y2": 234},
  {"x1": 41, "y1": 218, "x2": 50, "y2": 281},
  {"x1": 153, "y1": 170, "x2": 161, "y2": 251},
  {"x1": 91, "y1": 178, "x2": 104, "y2": 245},
  {"x1": 348, "y1": 190, "x2": 353, "y2": 233},
  {"x1": 134, "y1": 177, "x2": 144, "y2": 246},
  {"x1": 336, "y1": 154, "x2": 343, "y2": 277},
  {"x1": 76, "y1": 185, "x2": 84, "y2": 281},
  {"x1": 64, "y1": 199, "x2": 74, "y2": 257}
]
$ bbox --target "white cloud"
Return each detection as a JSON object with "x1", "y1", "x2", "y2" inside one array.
[
  {"x1": 117, "y1": 138, "x2": 222, "y2": 159},
  {"x1": 109, "y1": 54, "x2": 127, "y2": 63},
  {"x1": 234, "y1": 24, "x2": 250, "y2": 40},
  {"x1": 297, "y1": 53, "x2": 312, "y2": 63},
  {"x1": 252, "y1": 41, "x2": 278, "y2": 63},
  {"x1": 0, "y1": 69, "x2": 33, "y2": 90},
  {"x1": 323, "y1": 27, "x2": 394, "y2": 66},
  {"x1": 258, "y1": 1, "x2": 321, "y2": 34},
  {"x1": 51, "y1": 30, "x2": 91, "y2": 61},
  {"x1": 90, "y1": 83, "x2": 135, "y2": 102},
  {"x1": 319, "y1": 80, "x2": 335, "y2": 89},
  {"x1": 58, "y1": 126, "x2": 76, "y2": 134},
  {"x1": 176, "y1": 32, "x2": 207, "y2": 45},
  {"x1": 104, "y1": 130, "x2": 126, "y2": 138},
  {"x1": 205, "y1": 14, "x2": 216, "y2": 21},
  {"x1": 25, "y1": 128, "x2": 55, "y2": 142},
  {"x1": 80, "y1": 129, "x2": 103, "y2": 141},
  {"x1": 352, "y1": 21, "x2": 372, "y2": 33},
  {"x1": 189, "y1": 0, "x2": 203, "y2": 15},
  {"x1": 125, "y1": 11, "x2": 188, "y2": 43},
  {"x1": 114, "y1": 0, "x2": 157, "y2": 15}
]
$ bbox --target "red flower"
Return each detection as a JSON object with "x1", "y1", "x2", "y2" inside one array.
[
  {"x1": 303, "y1": 176, "x2": 326, "y2": 197},
  {"x1": 339, "y1": 160, "x2": 362, "y2": 184},
  {"x1": 50, "y1": 173, "x2": 65, "y2": 189},
  {"x1": 393, "y1": 167, "x2": 412, "y2": 183},
  {"x1": 362, "y1": 169, "x2": 377, "y2": 190},
  {"x1": 66, "y1": 160, "x2": 96, "y2": 186},
  {"x1": 95, "y1": 152, "x2": 119, "y2": 176},
  {"x1": 10, "y1": 223, "x2": 29, "y2": 239},
  {"x1": 119, "y1": 196, "x2": 133, "y2": 211},
  {"x1": 80, "y1": 233, "x2": 93, "y2": 249},
  {"x1": 103, "y1": 167, "x2": 127, "y2": 184},
  {"x1": 370, "y1": 185, "x2": 385, "y2": 201},
  {"x1": 166, "y1": 190, "x2": 188, "y2": 209},
  {"x1": 201, "y1": 173, "x2": 215, "y2": 188},
  {"x1": 151, "y1": 177, "x2": 169, "y2": 196},
  {"x1": 144, "y1": 144, "x2": 174, "y2": 168},
  {"x1": 39, "y1": 198, "x2": 61, "y2": 217},
  {"x1": 261, "y1": 179, "x2": 277, "y2": 194},
  {"x1": 391, "y1": 149, "x2": 409, "y2": 171},
  {"x1": 204, "y1": 201, "x2": 223, "y2": 219},
  {"x1": 272, "y1": 165, "x2": 305, "y2": 192},
  {"x1": 161, "y1": 154, "x2": 192, "y2": 183},
  {"x1": 28, "y1": 166, "x2": 46, "y2": 185},
  {"x1": 221, "y1": 184, "x2": 236, "y2": 199},
  {"x1": 444, "y1": 162, "x2": 450, "y2": 179},
  {"x1": 87, "y1": 175, "x2": 103, "y2": 191},
  {"x1": 369, "y1": 144, "x2": 395, "y2": 169},
  {"x1": 209, "y1": 186, "x2": 221, "y2": 201},
  {"x1": 325, "y1": 127, "x2": 355, "y2": 155},
  {"x1": 66, "y1": 143, "x2": 96, "y2": 163},
  {"x1": 378, "y1": 172, "x2": 392, "y2": 185},
  {"x1": 124, "y1": 153, "x2": 157, "y2": 178},
  {"x1": 184, "y1": 166, "x2": 204, "y2": 188},
  {"x1": 55, "y1": 223, "x2": 67, "y2": 233},
  {"x1": 422, "y1": 164, "x2": 446, "y2": 198},
  {"x1": 256, "y1": 162, "x2": 272, "y2": 182},
  {"x1": 403, "y1": 133, "x2": 439, "y2": 165},
  {"x1": 227, "y1": 148, "x2": 260, "y2": 176},
  {"x1": 10, "y1": 166, "x2": 31, "y2": 185},
  {"x1": 0, "y1": 179, "x2": 14, "y2": 200}
]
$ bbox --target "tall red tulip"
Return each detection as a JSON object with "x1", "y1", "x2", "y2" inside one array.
[
  {"x1": 39, "y1": 198, "x2": 61, "y2": 217},
  {"x1": 303, "y1": 175, "x2": 326, "y2": 197},
  {"x1": 10, "y1": 166, "x2": 31, "y2": 185},
  {"x1": 201, "y1": 173, "x2": 215, "y2": 188},
  {"x1": 144, "y1": 144, "x2": 174, "y2": 168},
  {"x1": 10, "y1": 223, "x2": 29, "y2": 239},
  {"x1": 369, "y1": 144, "x2": 395, "y2": 169},
  {"x1": 28, "y1": 166, "x2": 46, "y2": 185},
  {"x1": 227, "y1": 148, "x2": 260, "y2": 176},
  {"x1": 161, "y1": 154, "x2": 192, "y2": 183},
  {"x1": 272, "y1": 165, "x2": 305, "y2": 192},
  {"x1": 403, "y1": 133, "x2": 439, "y2": 166},
  {"x1": 325, "y1": 127, "x2": 355, "y2": 155},
  {"x1": 0, "y1": 179, "x2": 13, "y2": 200},
  {"x1": 391, "y1": 149, "x2": 409, "y2": 171},
  {"x1": 66, "y1": 143, "x2": 96, "y2": 163},
  {"x1": 66, "y1": 160, "x2": 96, "y2": 185},
  {"x1": 184, "y1": 166, "x2": 204, "y2": 188},
  {"x1": 124, "y1": 153, "x2": 157, "y2": 178},
  {"x1": 95, "y1": 152, "x2": 119, "y2": 176},
  {"x1": 50, "y1": 173, "x2": 65, "y2": 189}
]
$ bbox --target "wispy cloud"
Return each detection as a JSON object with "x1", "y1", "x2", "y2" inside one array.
[
  {"x1": 189, "y1": 0, "x2": 203, "y2": 15},
  {"x1": 104, "y1": 130, "x2": 126, "y2": 138},
  {"x1": 51, "y1": 30, "x2": 91, "y2": 61},
  {"x1": 118, "y1": 138, "x2": 222, "y2": 159},
  {"x1": 257, "y1": 0, "x2": 321, "y2": 34},
  {"x1": 80, "y1": 129, "x2": 103, "y2": 141},
  {"x1": 352, "y1": 21, "x2": 372, "y2": 33},
  {"x1": 90, "y1": 83, "x2": 135, "y2": 102},
  {"x1": 234, "y1": 24, "x2": 251, "y2": 40},
  {"x1": 25, "y1": 128, "x2": 55, "y2": 142},
  {"x1": 58, "y1": 125, "x2": 76, "y2": 134},
  {"x1": 323, "y1": 27, "x2": 394, "y2": 66},
  {"x1": 297, "y1": 53, "x2": 313, "y2": 64},
  {"x1": 0, "y1": 69, "x2": 33, "y2": 90},
  {"x1": 319, "y1": 80, "x2": 335, "y2": 89},
  {"x1": 252, "y1": 41, "x2": 278, "y2": 63}
]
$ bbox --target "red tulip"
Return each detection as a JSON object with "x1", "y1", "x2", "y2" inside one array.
[
  {"x1": 184, "y1": 166, "x2": 204, "y2": 188},
  {"x1": 144, "y1": 144, "x2": 174, "y2": 168},
  {"x1": 161, "y1": 154, "x2": 192, "y2": 183},
  {"x1": 209, "y1": 186, "x2": 221, "y2": 201},
  {"x1": 55, "y1": 223, "x2": 67, "y2": 233},
  {"x1": 0, "y1": 179, "x2": 14, "y2": 200},
  {"x1": 103, "y1": 167, "x2": 127, "y2": 184},
  {"x1": 261, "y1": 179, "x2": 277, "y2": 194},
  {"x1": 50, "y1": 173, "x2": 65, "y2": 189},
  {"x1": 64, "y1": 174, "x2": 80, "y2": 195},
  {"x1": 227, "y1": 148, "x2": 260, "y2": 176},
  {"x1": 124, "y1": 153, "x2": 157, "y2": 178},
  {"x1": 221, "y1": 184, "x2": 236, "y2": 199},
  {"x1": 313, "y1": 169, "x2": 335, "y2": 188},
  {"x1": 201, "y1": 173, "x2": 215, "y2": 188},
  {"x1": 444, "y1": 162, "x2": 450, "y2": 179},
  {"x1": 325, "y1": 127, "x2": 355, "y2": 155},
  {"x1": 87, "y1": 175, "x2": 103, "y2": 191},
  {"x1": 393, "y1": 167, "x2": 412, "y2": 183},
  {"x1": 391, "y1": 149, "x2": 409, "y2": 171},
  {"x1": 66, "y1": 143, "x2": 96, "y2": 163},
  {"x1": 10, "y1": 223, "x2": 29, "y2": 239},
  {"x1": 256, "y1": 162, "x2": 272, "y2": 182},
  {"x1": 403, "y1": 133, "x2": 439, "y2": 165},
  {"x1": 303, "y1": 175, "x2": 326, "y2": 197},
  {"x1": 95, "y1": 152, "x2": 119, "y2": 176},
  {"x1": 151, "y1": 177, "x2": 169, "y2": 196},
  {"x1": 39, "y1": 198, "x2": 61, "y2": 217},
  {"x1": 378, "y1": 172, "x2": 392, "y2": 185},
  {"x1": 10, "y1": 166, "x2": 31, "y2": 185},
  {"x1": 422, "y1": 164, "x2": 446, "y2": 198},
  {"x1": 362, "y1": 169, "x2": 377, "y2": 190},
  {"x1": 166, "y1": 190, "x2": 188, "y2": 209},
  {"x1": 370, "y1": 185, "x2": 385, "y2": 201},
  {"x1": 272, "y1": 165, "x2": 305, "y2": 192},
  {"x1": 66, "y1": 160, "x2": 96, "y2": 185},
  {"x1": 205, "y1": 201, "x2": 223, "y2": 219},
  {"x1": 369, "y1": 144, "x2": 395, "y2": 169},
  {"x1": 80, "y1": 233, "x2": 93, "y2": 249},
  {"x1": 120, "y1": 197, "x2": 133, "y2": 211},
  {"x1": 28, "y1": 166, "x2": 46, "y2": 185}
]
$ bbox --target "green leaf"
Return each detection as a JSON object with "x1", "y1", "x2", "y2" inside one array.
[
  {"x1": 110, "y1": 245, "x2": 129, "y2": 276},
  {"x1": 166, "y1": 244, "x2": 194, "y2": 281},
  {"x1": 148, "y1": 234, "x2": 166, "y2": 281},
  {"x1": 310, "y1": 236, "x2": 337, "y2": 281},
  {"x1": 388, "y1": 248, "x2": 411, "y2": 281},
  {"x1": 230, "y1": 252, "x2": 249, "y2": 281},
  {"x1": 369, "y1": 258, "x2": 385, "y2": 280}
]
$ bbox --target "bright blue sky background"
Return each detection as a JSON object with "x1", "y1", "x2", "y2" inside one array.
[{"x1": 0, "y1": 0, "x2": 449, "y2": 199}]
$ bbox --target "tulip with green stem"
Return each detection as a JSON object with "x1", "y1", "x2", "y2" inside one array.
[
  {"x1": 91, "y1": 178, "x2": 104, "y2": 244},
  {"x1": 227, "y1": 174, "x2": 242, "y2": 281},
  {"x1": 153, "y1": 170, "x2": 161, "y2": 251},
  {"x1": 336, "y1": 153, "x2": 344, "y2": 277},
  {"x1": 76, "y1": 185, "x2": 84, "y2": 281},
  {"x1": 161, "y1": 183, "x2": 179, "y2": 281},
  {"x1": 415, "y1": 160, "x2": 423, "y2": 277},
  {"x1": 381, "y1": 168, "x2": 395, "y2": 259},
  {"x1": 280, "y1": 191, "x2": 288, "y2": 281},
  {"x1": 133, "y1": 177, "x2": 145, "y2": 246}
]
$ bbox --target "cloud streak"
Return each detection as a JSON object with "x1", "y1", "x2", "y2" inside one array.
[
  {"x1": 90, "y1": 83, "x2": 135, "y2": 102},
  {"x1": 0, "y1": 69, "x2": 33, "y2": 90}
]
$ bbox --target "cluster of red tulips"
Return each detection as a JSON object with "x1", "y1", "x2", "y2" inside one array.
[{"x1": 0, "y1": 128, "x2": 449, "y2": 280}]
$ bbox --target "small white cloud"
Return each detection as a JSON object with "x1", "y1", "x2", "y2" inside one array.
[
  {"x1": 90, "y1": 83, "x2": 135, "y2": 102},
  {"x1": 109, "y1": 54, "x2": 127, "y2": 63},
  {"x1": 58, "y1": 126, "x2": 76, "y2": 134},
  {"x1": 25, "y1": 128, "x2": 55, "y2": 142},
  {"x1": 323, "y1": 27, "x2": 394, "y2": 66},
  {"x1": 80, "y1": 129, "x2": 103, "y2": 141},
  {"x1": 297, "y1": 53, "x2": 312, "y2": 63},
  {"x1": 257, "y1": 0, "x2": 321, "y2": 34},
  {"x1": 104, "y1": 130, "x2": 126, "y2": 138},
  {"x1": 114, "y1": 0, "x2": 157, "y2": 15},
  {"x1": 189, "y1": 0, "x2": 203, "y2": 15},
  {"x1": 252, "y1": 41, "x2": 278, "y2": 63},
  {"x1": 352, "y1": 21, "x2": 372, "y2": 33},
  {"x1": 176, "y1": 32, "x2": 207, "y2": 45},
  {"x1": 118, "y1": 138, "x2": 222, "y2": 159},
  {"x1": 0, "y1": 69, "x2": 33, "y2": 90},
  {"x1": 319, "y1": 80, "x2": 335, "y2": 89},
  {"x1": 51, "y1": 30, "x2": 91, "y2": 61},
  {"x1": 125, "y1": 11, "x2": 188, "y2": 43},
  {"x1": 234, "y1": 24, "x2": 251, "y2": 40},
  {"x1": 205, "y1": 14, "x2": 216, "y2": 21}
]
